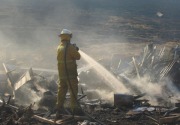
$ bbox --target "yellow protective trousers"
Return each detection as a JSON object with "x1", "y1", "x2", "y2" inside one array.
[{"x1": 56, "y1": 78, "x2": 78, "y2": 111}]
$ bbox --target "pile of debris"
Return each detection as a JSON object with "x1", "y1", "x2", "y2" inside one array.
[
  {"x1": 114, "y1": 43, "x2": 180, "y2": 88},
  {"x1": 0, "y1": 94, "x2": 179, "y2": 125},
  {"x1": 107, "y1": 43, "x2": 180, "y2": 104},
  {"x1": 0, "y1": 43, "x2": 179, "y2": 125}
]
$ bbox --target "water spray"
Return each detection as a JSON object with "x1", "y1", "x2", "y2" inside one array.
[{"x1": 79, "y1": 50, "x2": 129, "y2": 94}]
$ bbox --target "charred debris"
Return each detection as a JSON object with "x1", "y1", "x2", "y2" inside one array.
[{"x1": 0, "y1": 43, "x2": 180, "y2": 125}]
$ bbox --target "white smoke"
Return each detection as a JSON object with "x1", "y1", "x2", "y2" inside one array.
[
  {"x1": 95, "y1": 90, "x2": 114, "y2": 103},
  {"x1": 15, "y1": 83, "x2": 42, "y2": 108},
  {"x1": 125, "y1": 75, "x2": 180, "y2": 105}
]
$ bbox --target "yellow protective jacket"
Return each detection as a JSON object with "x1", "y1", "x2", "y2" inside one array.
[{"x1": 57, "y1": 41, "x2": 80, "y2": 79}]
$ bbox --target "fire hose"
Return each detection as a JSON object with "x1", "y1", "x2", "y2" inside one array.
[{"x1": 64, "y1": 42, "x2": 105, "y2": 125}]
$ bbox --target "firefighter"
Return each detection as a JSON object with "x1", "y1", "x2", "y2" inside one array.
[{"x1": 56, "y1": 29, "x2": 81, "y2": 118}]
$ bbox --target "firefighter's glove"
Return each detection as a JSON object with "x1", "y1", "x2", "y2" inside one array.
[{"x1": 73, "y1": 44, "x2": 79, "y2": 51}]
